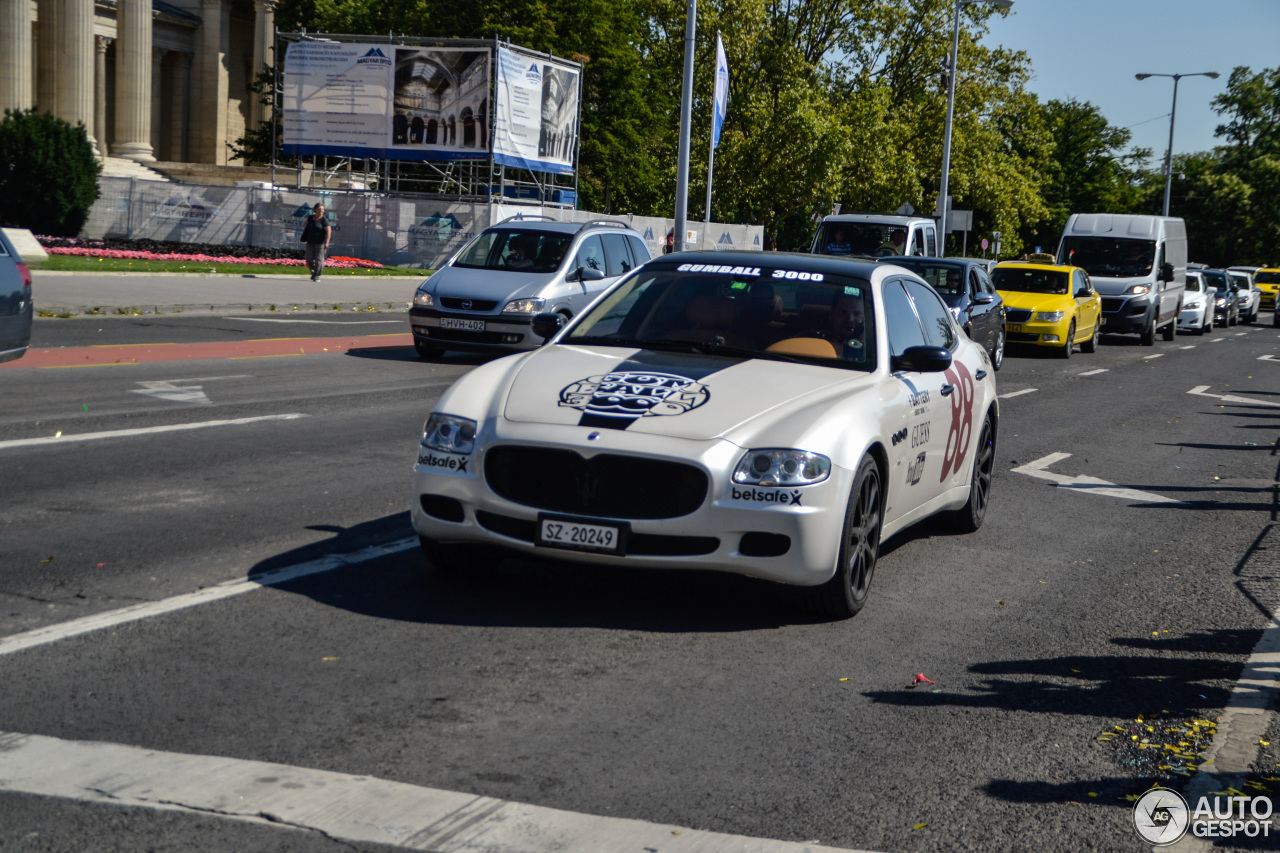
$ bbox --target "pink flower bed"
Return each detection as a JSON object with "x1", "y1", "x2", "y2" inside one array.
[{"x1": 47, "y1": 246, "x2": 383, "y2": 269}]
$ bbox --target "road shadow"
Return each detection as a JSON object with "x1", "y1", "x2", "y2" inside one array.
[
  {"x1": 246, "y1": 512, "x2": 825, "y2": 632},
  {"x1": 343, "y1": 346, "x2": 502, "y2": 365}
]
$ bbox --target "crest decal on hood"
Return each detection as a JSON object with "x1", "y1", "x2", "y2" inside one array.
[{"x1": 559, "y1": 371, "x2": 710, "y2": 430}]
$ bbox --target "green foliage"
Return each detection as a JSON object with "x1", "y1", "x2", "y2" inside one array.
[{"x1": 0, "y1": 109, "x2": 101, "y2": 236}]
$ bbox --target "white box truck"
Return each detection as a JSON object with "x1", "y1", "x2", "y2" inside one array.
[
  {"x1": 811, "y1": 214, "x2": 941, "y2": 259},
  {"x1": 1056, "y1": 214, "x2": 1187, "y2": 345}
]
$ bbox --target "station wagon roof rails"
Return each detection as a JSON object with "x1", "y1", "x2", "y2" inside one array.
[
  {"x1": 496, "y1": 213, "x2": 560, "y2": 224},
  {"x1": 576, "y1": 219, "x2": 631, "y2": 232}
]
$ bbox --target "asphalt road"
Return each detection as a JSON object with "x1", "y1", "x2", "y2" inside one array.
[{"x1": 1, "y1": 312, "x2": 1278, "y2": 852}]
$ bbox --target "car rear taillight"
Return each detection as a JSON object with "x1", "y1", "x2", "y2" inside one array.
[{"x1": 16, "y1": 262, "x2": 31, "y2": 288}]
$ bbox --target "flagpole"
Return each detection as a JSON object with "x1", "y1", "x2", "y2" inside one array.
[
  {"x1": 703, "y1": 129, "x2": 714, "y2": 249},
  {"x1": 673, "y1": 0, "x2": 697, "y2": 253}
]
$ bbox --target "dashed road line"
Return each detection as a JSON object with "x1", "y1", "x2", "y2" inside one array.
[
  {"x1": 1144, "y1": 353, "x2": 1163, "y2": 360},
  {"x1": 999, "y1": 388, "x2": 1037, "y2": 399},
  {"x1": 1179, "y1": 345, "x2": 1196, "y2": 350},
  {"x1": 0, "y1": 731, "x2": 876, "y2": 853},
  {"x1": 1076, "y1": 368, "x2": 1108, "y2": 377},
  {"x1": 1210, "y1": 337, "x2": 1226, "y2": 342},
  {"x1": 0, "y1": 414, "x2": 307, "y2": 452},
  {"x1": 0, "y1": 537, "x2": 415, "y2": 658}
]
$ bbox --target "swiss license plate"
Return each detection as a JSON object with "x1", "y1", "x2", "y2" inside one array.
[
  {"x1": 537, "y1": 515, "x2": 626, "y2": 554},
  {"x1": 440, "y1": 317, "x2": 486, "y2": 332},
  {"x1": 1007, "y1": 324, "x2": 1022, "y2": 333}
]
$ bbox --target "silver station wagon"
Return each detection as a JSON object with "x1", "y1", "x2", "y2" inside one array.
[{"x1": 409, "y1": 216, "x2": 652, "y2": 357}]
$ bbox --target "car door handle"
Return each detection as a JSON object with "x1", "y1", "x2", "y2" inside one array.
[
  {"x1": 941, "y1": 384, "x2": 955, "y2": 396},
  {"x1": 975, "y1": 370, "x2": 987, "y2": 381}
]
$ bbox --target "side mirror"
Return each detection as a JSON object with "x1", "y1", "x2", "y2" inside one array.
[
  {"x1": 972, "y1": 292, "x2": 995, "y2": 305},
  {"x1": 891, "y1": 345, "x2": 952, "y2": 374},
  {"x1": 531, "y1": 312, "x2": 566, "y2": 341},
  {"x1": 1160, "y1": 263, "x2": 1175, "y2": 282},
  {"x1": 580, "y1": 266, "x2": 606, "y2": 282}
]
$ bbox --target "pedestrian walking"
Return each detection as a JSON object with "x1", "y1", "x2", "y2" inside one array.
[{"x1": 301, "y1": 203, "x2": 331, "y2": 281}]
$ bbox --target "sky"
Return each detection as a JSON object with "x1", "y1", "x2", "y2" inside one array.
[{"x1": 983, "y1": 0, "x2": 1279, "y2": 164}]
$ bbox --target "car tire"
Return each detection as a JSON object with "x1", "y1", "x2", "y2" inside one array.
[
  {"x1": 1057, "y1": 321, "x2": 1075, "y2": 358},
  {"x1": 1273, "y1": 310, "x2": 1280, "y2": 328},
  {"x1": 1229, "y1": 310, "x2": 1237, "y2": 327},
  {"x1": 1140, "y1": 316, "x2": 1156, "y2": 346},
  {"x1": 1161, "y1": 318, "x2": 1176, "y2": 341},
  {"x1": 949, "y1": 411, "x2": 996, "y2": 533},
  {"x1": 414, "y1": 340, "x2": 443, "y2": 360},
  {"x1": 418, "y1": 535, "x2": 496, "y2": 576},
  {"x1": 802, "y1": 455, "x2": 881, "y2": 619},
  {"x1": 991, "y1": 329, "x2": 1005, "y2": 371},
  {"x1": 1244, "y1": 307, "x2": 1254, "y2": 325},
  {"x1": 1080, "y1": 321, "x2": 1100, "y2": 353}
]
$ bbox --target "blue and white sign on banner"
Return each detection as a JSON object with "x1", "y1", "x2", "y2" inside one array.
[
  {"x1": 712, "y1": 34, "x2": 729, "y2": 150},
  {"x1": 282, "y1": 42, "x2": 490, "y2": 161},
  {"x1": 493, "y1": 46, "x2": 581, "y2": 175}
]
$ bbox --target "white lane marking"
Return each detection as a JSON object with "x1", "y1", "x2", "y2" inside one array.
[
  {"x1": 0, "y1": 732, "x2": 877, "y2": 853},
  {"x1": 1076, "y1": 368, "x2": 1108, "y2": 377},
  {"x1": 1258, "y1": 354, "x2": 1280, "y2": 362},
  {"x1": 1144, "y1": 353, "x2": 1163, "y2": 360},
  {"x1": 1187, "y1": 385, "x2": 1280, "y2": 408},
  {"x1": 1012, "y1": 452, "x2": 1181, "y2": 504},
  {"x1": 998, "y1": 388, "x2": 1037, "y2": 399},
  {"x1": 1179, "y1": 345, "x2": 1196, "y2": 350},
  {"x1": 223, "y1": 317, "x2": 405, "y2": 324},
  {"x1": 0, "y1": 414, "x2": 307, "y2": 452},
  {"x1": 1210, "y1": 337, "x2": 1226, "y2": 342},
  {"x1": 132, "y1": 380, "x2": 211, "y2": 405},
  {"x1": 0, "y1": 538, "x2": 416, "y2": 658}
]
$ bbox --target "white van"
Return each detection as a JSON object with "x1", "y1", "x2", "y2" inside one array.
[
  {"x1": 811, "y1": 214, "x2": 940, "y2": 259},
  {"x1": 1056, "y1": 214, "x2": 1187, "y2": 345}
]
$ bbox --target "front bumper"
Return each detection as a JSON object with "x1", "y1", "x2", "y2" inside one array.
[
  {"x1": 1004, "y1": 317, "x2": 1071, "y2": 347},
  {"x1": 1100, "y1": 295, "x2": 1152, "y2": 333},
  {"x1": 1178, "y1": 305, "x2": 1208, "y2": 329},
  {"x1": 410, "y1": 425, "x2": 851, "y2": 586},
  {"x1": 409, "y1": 307, "x2": 537, "y2": 352},
  {"x1": 1213, "y1": 303, "x2": 1235, "y2": 323},
  {"x1": 1260, "y1": 289, "x2": 1277, "y2": 310}
]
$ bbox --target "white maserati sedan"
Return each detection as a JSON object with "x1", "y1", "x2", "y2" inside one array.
[{"x1": 411, "y1": 252, "x2": 999, "y2": 618}]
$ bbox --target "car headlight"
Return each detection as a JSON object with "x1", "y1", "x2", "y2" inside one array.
[
  {"x1": 413, "y1": 290, "x2": 434, "y2": 308},
  {"x1": 1034, "y1": 311, "x2": 1064, "y2": 322},
  {"x1": 1124, "y1": 284, "x2": 1150, "y2": 295},
  {"x1": 503, "y1": 298, "x2": 546, "y2": 314},
  {"x1": 420, "y1": 413, "x2": 476, "y2": 455},
  {"x1": 1184, "y1": 299, "x2": 1201, "y2": 310},
  {"x1": 733, "y1": 449, "x2": 831, "y2": 487},
  {"x1": 1216, "y1": 297, "x2": 1227, "y2": 306}
]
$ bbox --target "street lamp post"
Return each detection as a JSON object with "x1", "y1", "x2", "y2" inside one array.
[
  {"x1": 1135, "y1": 71, "x2": 1220, "y2": 217},
  {"x1": 938, "y1": 0, "x2": 1012, "y2": 240}
]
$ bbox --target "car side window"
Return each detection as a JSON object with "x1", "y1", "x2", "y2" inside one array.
[
  {"x1": 924, "y1": 228, "x2": 937, "y2": 258},
  {"x1": 968, "y1": 269, "x2": 981, "y2": 297},
  {"x1": 883, "y1": 279, "x2": 928, "y2": 358},
  {"x1": 574, "y1": 235, "x2": 606, "y2": 274},
  {"x1": 627, "y1": 235, "x2": 651, "y2": 263},
  {"x1": 601, "y1": 233, "x2": 633, "y2": 277},
  {"x1": 977, "y1": 268, "x2": 996, "y2": 294},
  {"x1": 905, "y1": 279, "x2": 957, "y2": 350}
]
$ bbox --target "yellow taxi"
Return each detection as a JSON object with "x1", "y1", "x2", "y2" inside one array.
[
  {"x1": 1253, "y1": 267, "x2": 1280, "y2": 311},
  {"x1": 991, "y1": 255, "x2": 1103, "y2": 358}
]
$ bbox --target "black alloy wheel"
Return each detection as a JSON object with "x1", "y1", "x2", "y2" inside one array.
[
  {"x1": 1080, "y1": 320, "x2": 1100, "y2": 353},
  {"x1": 950, "y1": 412, "x2": 996, "y2": 532},
  {"x1": 1057, "y1": 320, "x2": 1075, "y2": 358},
  {"x1": 803, "y1": 456, "x2": 881, "y2": 619}
]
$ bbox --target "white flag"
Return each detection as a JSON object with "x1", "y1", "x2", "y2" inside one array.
[{"x1": 712, "y1": 34, "x2": 729, "y2": 150}]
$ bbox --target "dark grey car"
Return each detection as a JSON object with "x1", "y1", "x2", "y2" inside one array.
[
  {"x1": 0, "y1": 230, "x2": 33, "y2": 363},
  {"x1": 880, "y1": 256, "x2": 1006, "y2": 369}
]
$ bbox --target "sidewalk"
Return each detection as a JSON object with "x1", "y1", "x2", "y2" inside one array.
[{"x1": 31, "y1": 270, "x2": 426, "y2": 316}]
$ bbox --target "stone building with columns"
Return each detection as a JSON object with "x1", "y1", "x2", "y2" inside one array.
[{"x1": 0, "y1": 0, "x2": 277, "y2": 168}]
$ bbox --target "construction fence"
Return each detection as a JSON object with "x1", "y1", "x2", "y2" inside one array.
[{"x1": 84, "y1": 177, "x2": 764, "y2": 269}]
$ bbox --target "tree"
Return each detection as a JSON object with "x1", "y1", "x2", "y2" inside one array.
[{"x1": 0, "y1": 109, "x2": 101, "y2": 236}]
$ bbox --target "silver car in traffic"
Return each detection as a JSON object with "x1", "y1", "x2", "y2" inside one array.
[{"x1": 408, "y1": 216, "x2": 652, "y2": 357}]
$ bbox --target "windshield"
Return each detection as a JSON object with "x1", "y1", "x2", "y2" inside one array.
[
  {"x1": 991, "y1": 267, "x2": 1069, "y2": 295},
  {"x1": 1059, "y1": 237, "x2": 1156, "y2": 277},
  {"x1": 564, "y1": 262, "x2": 877, "y2": 371},
  {"x1": 454, "y1": 229, "x2": 573, "y2": 273},
  {"x1": 1229, "y1": 274, "x2": 1250, "y2": 289},
  {"x1": 1256, "y1": 271, "x2": 1280, "y2": 284},
  {"x1": 1185, "y1": 277, "x2": 1203, "y2": 293},
  {"x1": 1202, "y1": 270, "x2": 1230, "y2": 291},
  {"x1": 817, "y1": 223, "x2": 907, "y2": 258},
  {"x1": 883, "y1": 259, "x2": 965, "y2": 297}
]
